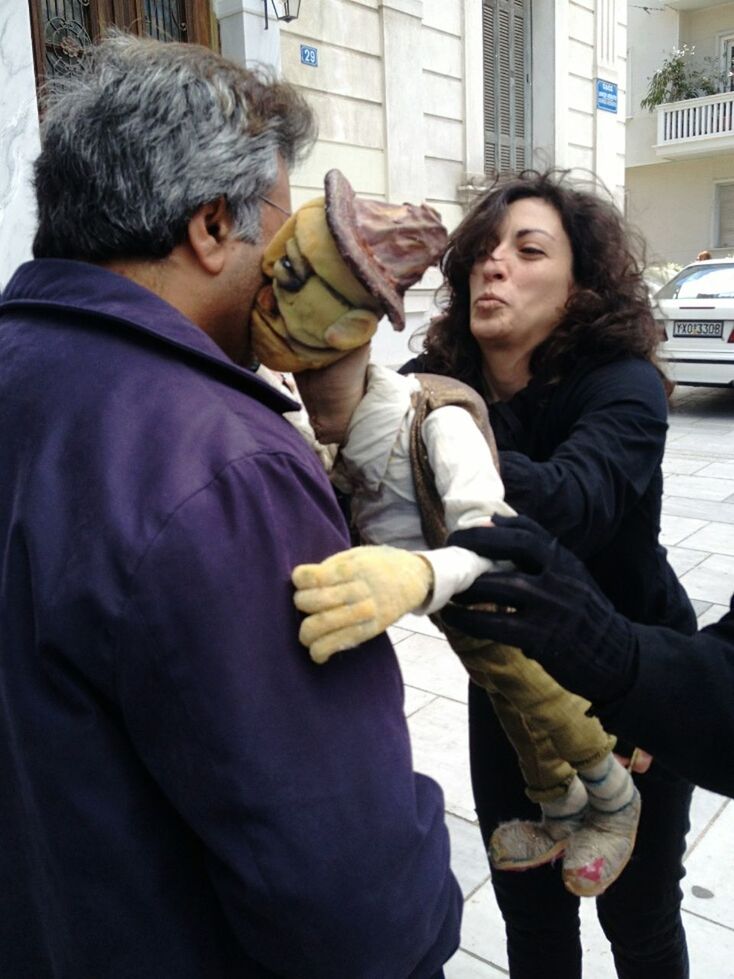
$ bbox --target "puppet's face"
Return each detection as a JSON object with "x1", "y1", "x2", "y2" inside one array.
[{"x1": 251, "y1": 198, "x2": 380, "y2": 373}]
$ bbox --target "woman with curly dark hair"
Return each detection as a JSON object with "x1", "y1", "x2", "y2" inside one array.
[
  {"x1": 405, "y1": 171, "x2": 695, "y2": 979},
  {"x1": 420, "y1": 170, "x2": 659, "y2": 389}
]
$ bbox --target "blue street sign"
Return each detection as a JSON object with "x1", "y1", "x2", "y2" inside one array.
[
  {"x1": 596, "y1": 78, "x2": 618, "y2": 114},
  {"x1": 300, "y1": 44, "x2": 318, "y2": 67}
]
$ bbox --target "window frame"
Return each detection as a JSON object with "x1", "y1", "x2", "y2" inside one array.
[
  {"x1": 724, "y1": 34, "x2": 734, "y2": 93},
  {"x1": 28, "y1": 0, "x2": 214, "y2": 94},
  {"x1": 482, "y1": 0, "x2": 532, "y2": 177},
  {"x1": 715, "y1": 180, "x2": 734, "y2": 250}
]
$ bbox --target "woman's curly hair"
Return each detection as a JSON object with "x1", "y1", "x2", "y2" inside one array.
[{"x1": 417, "y1": 170, "x2": 660, "y2": 389}]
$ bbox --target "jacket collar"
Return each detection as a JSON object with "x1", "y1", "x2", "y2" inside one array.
[{"x1": 0, "y1": 259, "x2": 299, "y2": 415}]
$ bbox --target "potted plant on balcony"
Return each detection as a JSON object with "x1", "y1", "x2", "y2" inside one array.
[{"x1": 641, "y1": 44, "x2": 726, "y2": 110}]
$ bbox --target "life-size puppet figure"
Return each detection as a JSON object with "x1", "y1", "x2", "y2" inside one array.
[{"x1": 250, "y1": 170, "x2": 642, "y2": 898}]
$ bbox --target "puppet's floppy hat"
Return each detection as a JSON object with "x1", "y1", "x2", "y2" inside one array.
[{"x1": 324, "y1": 169, "x2": 447, "y2": 331}]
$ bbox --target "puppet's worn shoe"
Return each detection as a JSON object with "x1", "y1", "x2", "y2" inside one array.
[
  {"x1": 561, "y1": 787, "x2": 642, "y2": 898},
  {"x1": 490, "y1": 812, "x2": 586, "y2": 871}
]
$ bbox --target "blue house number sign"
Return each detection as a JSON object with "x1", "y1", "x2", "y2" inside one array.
[
  {"x1": 300, "y1": 44, "x2": 318, "y2": 67},
  {"x1": 596, "y1": 79, "x2": 618, "y2": 114}
]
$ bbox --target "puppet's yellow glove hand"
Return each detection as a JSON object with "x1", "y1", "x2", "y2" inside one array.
[{"x1": 292, "y1": 545, "x2": 434, "y2": 664}]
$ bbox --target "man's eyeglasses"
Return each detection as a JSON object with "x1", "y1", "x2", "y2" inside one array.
[{"x1": 258, "y1": 194, "x2": 291, "y2": 217}]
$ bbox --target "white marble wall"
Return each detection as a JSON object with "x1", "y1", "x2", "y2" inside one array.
[
  {"x1": 214, "y1": 0, "x2": 282, "y2": 72},
  {"x1": 0, "y1": 2, "x2": 41, "y2": 290}
]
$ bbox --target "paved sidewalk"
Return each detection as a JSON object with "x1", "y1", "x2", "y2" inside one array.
[{"x1": 392, "y1": 385, "x2": 734, "y2": 978}]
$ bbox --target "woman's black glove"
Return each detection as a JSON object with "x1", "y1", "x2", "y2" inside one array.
[{"x1": 443, "y1": 515, "x2": 639, "y2": 704}]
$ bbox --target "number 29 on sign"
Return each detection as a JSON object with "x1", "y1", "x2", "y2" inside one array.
[{"x1": 300, "y1": 44, "x2": 318, "y2": 67}]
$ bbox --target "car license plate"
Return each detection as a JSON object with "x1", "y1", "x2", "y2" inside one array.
[{"x1": 672, "y1": 320, "x2": 724, "y2": 338}]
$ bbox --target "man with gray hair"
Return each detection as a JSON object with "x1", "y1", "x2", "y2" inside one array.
[{"x1": 0, "y1": 35, "x2": 460, "y2": 978}]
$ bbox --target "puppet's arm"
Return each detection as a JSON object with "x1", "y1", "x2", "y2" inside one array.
[
  {"x1": 293, "y1": 542, "x2": 507, "y2": 663},
  {"x1": 422, "y1": 405, "x2": 515, "y2": 532},
  {"x1": 293, "y1": 403, "x2": 515, "y2": 663},
  {"x1": 296, "y1": 344, "x2": 371, "y2": 446}
]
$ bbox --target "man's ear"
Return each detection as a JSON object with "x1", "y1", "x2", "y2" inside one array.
[{"x1": 187, "y1": 197, "x2": 234, "y2": 275}]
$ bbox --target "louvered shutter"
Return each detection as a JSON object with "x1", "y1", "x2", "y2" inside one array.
[
  {"x1": 482, "y1": 0, "x2": 531, "y2": 176},
  {"x1": 718, "y1": 184, "x2": 734, "y2": 248}
]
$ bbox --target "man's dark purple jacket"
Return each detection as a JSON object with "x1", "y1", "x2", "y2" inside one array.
[{"x1": 0, "y1": 259, "x2": 461, "y2": 978}]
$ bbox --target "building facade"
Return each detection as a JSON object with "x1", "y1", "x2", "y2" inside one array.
[
  {"x1": 277, "y1": 0, "x2": 629, "y2": 361},
  {"x1": 627, "y1": 0, "x2": 734, "y2": 267},
  {"x1": 1, "y1": 1, "x2": 41, "y2": 293},
  {"x1": 2, "y1": 0, "x2": 628, "y2": 362}
]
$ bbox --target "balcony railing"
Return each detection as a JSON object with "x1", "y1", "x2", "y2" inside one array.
[{"x1": 656, "y1": 91, "x2": 734, "y2": 158}]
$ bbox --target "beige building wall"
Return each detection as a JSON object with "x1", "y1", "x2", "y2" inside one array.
[
  {"x1": 557, "y1": 0, "x2": 627, "y2": 201},
  {"x1": 627, "y1": 155, "x2": 734, "y2": 266},
  {"x1": 0, "y1": 0, "x2": 630, "y2": 307},
  {"x1": 680, "y1": 1, "x2": 734, "y2": 61},
  {"x1": 281, "y1": 1, "x2": 467, "y2": 223},
  {"x1": 625, "y1": 1, "x2": 734, "y2": 266},
  {"x1": 566, "y1": 0, "x2": 597, "y2": 172},
  {"x1": 280, "y1": 0, "x2": 467, "y2": 362},
  {"x1": 280, "y1": 1, "x2": 386, "y2": 208},
  {"x1": 625, "y1": 4, "x2": 679, "y2": 169},
  {"x1": 277, "y1": 0, "x2": 628, "y2": 362}
]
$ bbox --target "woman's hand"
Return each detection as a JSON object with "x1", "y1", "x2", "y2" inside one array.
[
  {"x1": 295, "y1": 343, "x2": 371, "y2": 445},
  {"x1": 442, "y1": 514, "x2": 639, "y2": 705},
  {"x1": 616, "y1": 748, "x2": 654, "y2": 774}
]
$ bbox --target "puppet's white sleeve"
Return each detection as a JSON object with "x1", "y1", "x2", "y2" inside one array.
[{"x1": 416, "y1": 405, "x2": 516, "y2": 615}]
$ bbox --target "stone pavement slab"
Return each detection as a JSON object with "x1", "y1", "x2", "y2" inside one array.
[
  {"x1": 395, "y1": 631, "x2": 469, "y2": 704},
  {"x1": 406, "y1": 694, "x2": 475, "y2": 821},
  {"x1": 660, "y1": 513, "x2": 709, "y2": 546},
  {"x1": 665, "y1": 544, "x2": 709, "y2": 578},
  {"x1": 445, "y1": 813, "x2": 491, "y2": 899},
  {"x1": 682, "y1": 802, "x2": 734, "y2": 925},
  {"x1": 664, "y1": 474, "x2": 734, "y2": 501},
  {"x1": 679, "y1": 520, "x2": 734, "y2": 556},
  {"x1": 698, "y1": 460, "x2": 734, "y2": 480},
  {"x1": 662, "y1": 455, "x2": 709, "y2": 476},
  {"x1": 679, "y1": 552, "x2": 734, "y2": 606},
  {"x1": 663, "y1": 496, "x2": 734, "y2": 525},
  {"x1": 698, "y1": 603, "x2": 729, "y2": 627}
]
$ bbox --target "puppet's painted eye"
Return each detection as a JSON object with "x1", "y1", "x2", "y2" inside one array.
[{"x1": 274, "y1": 256, "x2": 305, "y2": 293}]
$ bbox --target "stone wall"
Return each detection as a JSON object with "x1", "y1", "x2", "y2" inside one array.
[{"x1": 0, "y1": 2, "x2": 40, "y2": 289}]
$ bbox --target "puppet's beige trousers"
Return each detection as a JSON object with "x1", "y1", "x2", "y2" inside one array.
[{"x1": 440, "y1": 622, "x2": 615, "y2": 803}]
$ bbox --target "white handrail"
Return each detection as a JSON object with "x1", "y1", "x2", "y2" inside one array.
[{"x1": 657, "y1": 90, "x2": 734, "y2": 144}]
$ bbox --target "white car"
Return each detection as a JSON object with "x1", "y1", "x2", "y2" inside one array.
[{"x1": 654, "y1": 258, "x2": 734, "y2": 387}]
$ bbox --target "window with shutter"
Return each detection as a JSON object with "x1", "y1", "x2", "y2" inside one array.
[
  {"x1": 717, "y1": 183, "x2": 734, "y2": 249},
  {"x1": 28, "y1": 0, "x2": 216, "y2": 93},
  {"x1": 482, "y1": 0, "x2": 531, "y2": 177},
  {"x1": 724, "y1": 36, "x2": 734, "y2": 94}
]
